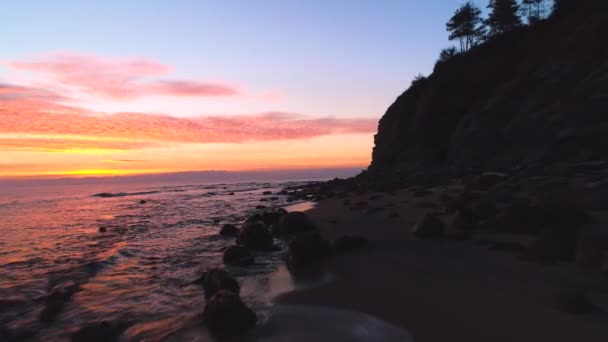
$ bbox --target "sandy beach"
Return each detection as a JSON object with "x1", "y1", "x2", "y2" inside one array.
[{"x1": 276, "y1": 188, "x2": 608, "y2": 342}]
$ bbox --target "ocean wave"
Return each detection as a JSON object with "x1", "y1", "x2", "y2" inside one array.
[{"x1": 91, "y1": 191, "x2": 161, "y2": 198}]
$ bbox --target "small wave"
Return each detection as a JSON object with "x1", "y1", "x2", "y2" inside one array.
[{"x1": 91, "y1": 191, "x2": 160, "y2": 198}]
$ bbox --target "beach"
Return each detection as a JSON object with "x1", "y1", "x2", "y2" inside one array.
[{"x1": 276, "y1": 187, "x2": 608, "y2": 342}]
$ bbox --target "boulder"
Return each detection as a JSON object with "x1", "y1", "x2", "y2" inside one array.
[
  {"x1": 272, "y1": 212, "x2": 317, "y2": 236},
  {"x1": 287, "y1": 232, "x2": 332, "y2": 271},
  {"x1": 412, "y1": 214, "x2": 445, "y2": 240},
  {"x1": 450, "y1": 207, "x2": 477, "y2": 232},
  {"x1": 197, "y1": 268, "x2": 240, "y2": 299},
  {"x1": 71, "y1": 321, "x2": 131, "y2": 342},
  {"x1": 255, "y1": 205, "x2": 267, "y2": 210},
  {"x1": 262, "y1": 210, "x2": 285, "y2": 226},
  {"x1": 557, "y1": 292, "x2": 595, "y2": 315},
  {"x1": 202, "y1": 290, "x2": 256, "y2": 336},
  {"x1": 262, "y1": 191, "x2": 272, "y2": 195},
  {"x1": 333, "y1": 235, "x2": 369, "y2": 253},
  {"x1": 223, "y1": 245, "x2": 254, "y2": 266},
  {"x1": 236, "y1": 221, "x2": 274, "y2": 250},
  {"x1": 39, "y1": 282, "x2": 81, "y2": 323},
  {"x1": 469, "y1": 172, "x2": 507, "y2": 191},
  {"x1": 575, "y1": 228, "x2": 608, "y2": 268},
  {"x1": 219, "y1": 224, "x2": 239, "y2": 237}
]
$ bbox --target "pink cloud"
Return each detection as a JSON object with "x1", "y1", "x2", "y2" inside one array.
[
  {"x1": 0, "y1": 84, "x2": 377, "y2": 151},
  {"x1": 4, "y1": 52, "x2": 239, "y2": 100}
]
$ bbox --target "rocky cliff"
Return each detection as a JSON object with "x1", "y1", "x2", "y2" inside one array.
[{"x1": 370, "y1": 1, "x2": 608, "y2": 181}]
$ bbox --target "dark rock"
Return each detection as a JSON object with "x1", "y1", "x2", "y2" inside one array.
[
  {"x1": 236, "y1": 221, "x2": 274, "y2": 250},
  {"x1": 415, "y1": 201, "x2": 440, "y2": 209},
  {"x1": 219, "y1": 224, "x2": 240, "y2": 237},
  {"x1": 71, "y1": 321, "x2": 131, "y2": 342},
  {"x1": 202, "y1": 290, "x2": 256, "y2": 336},
  {"x1": 333, "y1": 235, "x2": 369, "y2": 253},
  {"x1": 228, "y1": 192, "x2": 235, "y2": 195},
  {"x1": 488, "y1": 241, "x2": 527, "y2": 253},
  {"x1": 412, "y1": 214, "x2": 445, "y2": 240},
  {"x1": 255, "y1": 205, "x2": 267, "y2": 209},
  {"x1": 557, "y1": 292, "x2": 596, "y2": 315},
  {"x1": 413, "y1": 189, "x2": 433, "y2": 198},
  {"x1": 469, "y1": 172, "x2": 507, "y2": 191},
  {"x1": 98, "y1": 227, "x2": 107, "y2": 233},
  {"x1": 450, "y1": 207, "x2": 477, "y2": 232},
  {"x1": 272, "y1": 212, "x2": 317, "y2": 236},
  {"x1": 223, "y1": 245, "x2": 254, "y2": 266},
  {"x1": 287, "y1": 232, "x2": 332, "y2": 271},
  {"x1": 197, "y1": 268, "x2": 240, "y2": 299},
  {"x1": 259, "y1": 198, "x2": 268, "y2": 202},
  {"x1": 39, "y1": 282, "x2": 81, "y2": 323},
  {"x1": 262, "y1": 191, "x2": 272, "y2": 195},
  {"x1": 139, "y1": 199, "x2": 146, "y2": 204},
  {"x1": 364, "y1": 207, "x2": 385, "y2": 215},
  {"x1": 575, "y1": 228, "x2": 608, "y2": 268},
  {"x1": 262, "y1": 210, "x2": 285, "y2": 226},
  {"x1": 270, "y1": 197, "x2": 279, "y2": 201}
]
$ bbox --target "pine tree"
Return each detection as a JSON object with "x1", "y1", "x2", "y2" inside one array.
[
  {"x1": 486, "y1": 0, "x2": 522, "y2": 35},
  {"x1": 522, "y1": 0, "x2": 548, "y2": 23},
  {"x1": 446, "y1": 2, "x2": 484, "y2": 53}
]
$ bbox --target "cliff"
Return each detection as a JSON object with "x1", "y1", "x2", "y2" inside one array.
[{"x1": 370, "y1": 1, "x2": 608, "y2": 181}]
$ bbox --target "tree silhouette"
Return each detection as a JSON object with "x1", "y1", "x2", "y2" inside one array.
[
  {"x1": 438, "y1": 47, "x2": 459, "y2": 64},
  {"x1": 522, "y1": 0, "x2": 549, "y2": 23},
  {"x1": 486, "y1": 0, "x2": 522, "y2": 35},
  {"x1": 446, "y1": 2, "x2": 485, "y2": 53}
]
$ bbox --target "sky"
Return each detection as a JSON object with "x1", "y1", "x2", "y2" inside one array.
[{"x1": 0, "y1": 0, "x2": 466, "y2": 178}]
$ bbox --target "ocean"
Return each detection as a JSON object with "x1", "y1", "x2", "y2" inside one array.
[{"x1": 0, "y1": 178, "x2": 316, "y2": 341}]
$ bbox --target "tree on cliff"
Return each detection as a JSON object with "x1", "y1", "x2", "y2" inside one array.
[
  {"x1": 486, "y1": 0, "x2": 522, "y2": 35},
  {"x1": 446, "y1": 2, "x2": 485, "y2": 53}
]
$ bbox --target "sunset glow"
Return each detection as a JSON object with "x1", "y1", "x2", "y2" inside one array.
[{"x1": 1, "y1": 1, "x2": 461, "y2": 178}]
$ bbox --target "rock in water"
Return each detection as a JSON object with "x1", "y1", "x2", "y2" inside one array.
[
  {"x1": 223, "y1": 245, "x2": 254, "y2": 266},
  {"x1": 202, "y1": 290, "x2": 256, "y2": 336},
  {"x1": 219, "y1": 224, "x2": 239, "y2": 237},
  {"x1": 71, "y1": 321, "x2": 130, "y2": 342},
  {"x1": 197, "y1": 268, "x2": 240, "y2": 299},
  {"x1": 39, "y1": 283, "x2": 81, "y2": 323},
  {"x1": 272, "y1": 211, "x2": 317, "y2": 236},
  {"x1": 262, "y1": 210, "x2": 285, "y2": 226},
  {"x1": 236, "y1": 221, "x2": 274, "y2": 250},
  {"x1": 287, "y1": 232, "x2": 332, "y2": 271},
  {"x1": 262, "y1": 191, "x2": 272, "y2": 195},
  {"x1": 333, "y1": 235, "x2": 369, "y2": 253},
  {"x1": 412, "y1": 214, "x2": 445, "y2": 240}
]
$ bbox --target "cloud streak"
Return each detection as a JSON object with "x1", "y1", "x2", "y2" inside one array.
[
  {"x1": 0, "y1": 83, "x2": 377, "y2": 151},
  {"x1": 4, "y1": 52, "x2": 239, "y2": 100}
]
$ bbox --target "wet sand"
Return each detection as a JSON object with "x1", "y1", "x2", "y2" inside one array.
[{"x1": 276, "y1": 188, "x2": 608, "y2": 342}]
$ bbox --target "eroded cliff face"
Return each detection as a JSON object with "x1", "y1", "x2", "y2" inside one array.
[{"x1": 370, "y1": 2, "x2": 608, "y2": 180}]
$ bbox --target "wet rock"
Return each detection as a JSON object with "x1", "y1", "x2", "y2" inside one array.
[
  {"x1": 71, "y1": 321, "x2": 131, "y2": 342},
  {"x1": 262, "y1": 210, "x2": 285, "y2": 226},
  {"x1": 139, "y1": 199, "x2": 146, "y2": 204},
  {"x1": 450, "y1": 207, "x2": 477, "y2": 232},
  {"x1": 236, "y1": 221, "x2": 274, "y2": 250},
  {"x1": 197, "y1": 268, "x2": 240, "y2": 299},
  {"x1": 219, "y1": 224, "x2": 239, "y2": 237},
  {"x1": 272, "y1": 212, "x2": 317, "y2": 236},
  {"x1": 255, "y1": 205, "x2": 267, "y2": 210},
  {"x1": 415, "y1": 201, "x2": 440, "y2": 209},
  {"x1": 259, "y1": 198, "x2": 268, "y2": 202},
  {"x1": 412, "y1": 214, "x2": 445, "y2": 240},
  {"x1": 471, "y1": 172, "x2": 507, "y2": 190},
  {"x1": 287, "y1": 232, "x2": 332, "y2": 271},
  {"x1": 98, "y1": 227, "x2": 107, "y2": 233},
  {"x1": 333, "y1": 235, "x2": 369, "y2": 253},
  {"x1": 364, "y1": 207, "x2": 385, "y2": 215},
  {"x1": 262, "y1": 191, "x2": 272, "y2": 195},
  {"x1": 202, "y1": 290, "x2": 256, "y2": 336},
  {"x1": 557, "y1": 292, "x2": 596, "y2": 315},
  {"x1": 413, "y1": 189, "x2": 433, "y2": 198},
  {"x1": 39, "y1": 282, "x2": 81, "y2": 323},
  {"x1": 575, "y1": 228, "x2": 608, "y2": 268},
  {"x1": 223, "y1": 245, "x2": 254, "y2": 266}
]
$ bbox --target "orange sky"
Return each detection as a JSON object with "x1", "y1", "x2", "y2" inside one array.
[{"x1": 0, "y1": 52, "x2": 377, "y2": 178}]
